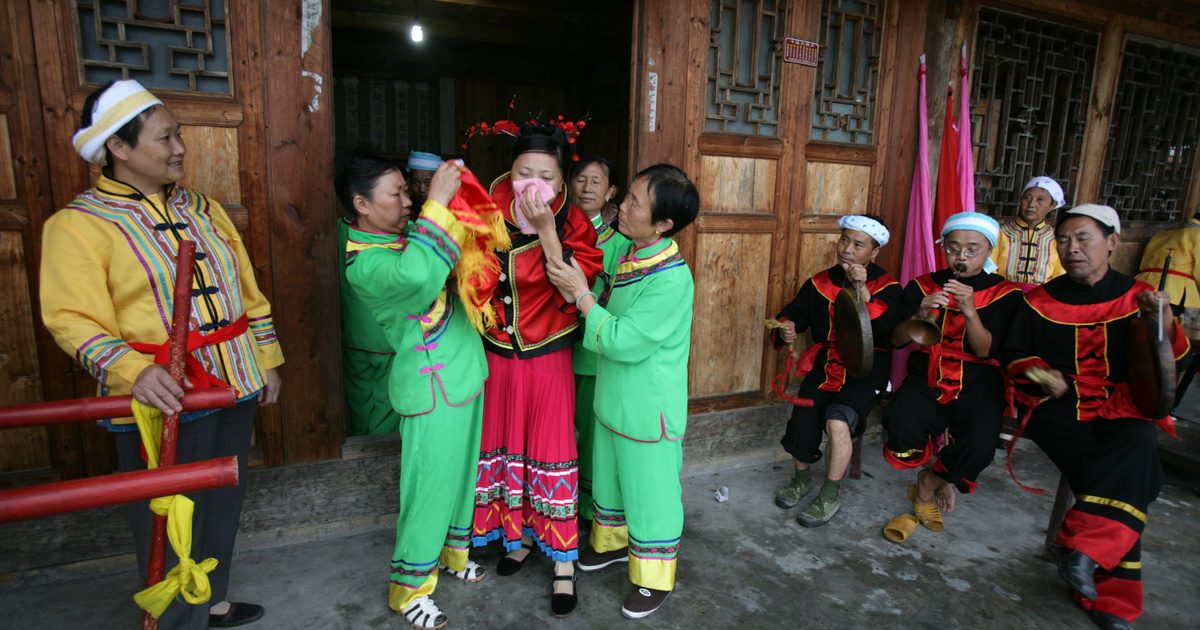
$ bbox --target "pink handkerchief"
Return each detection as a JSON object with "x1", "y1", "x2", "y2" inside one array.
[{"x1": 511, "y1": 177, "x2": 557, "y2": 235}]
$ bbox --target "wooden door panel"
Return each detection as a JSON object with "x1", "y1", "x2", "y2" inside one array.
[
  {"x1": 689, "y1": 231, "x2": 774, "y2": 398},
  {"x1": 803, "y1": 162, "x2": 872, "y2": 216},
  {"x1": 698, "y1": 155, "x2": 777, "y2": 213},
  {"x1": 180, "y1": 126, "x2": 242, "y2": 203}
]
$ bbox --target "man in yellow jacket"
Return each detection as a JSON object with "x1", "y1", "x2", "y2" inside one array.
[{"x1": 1135, "y1": 212, "x2": 1200, "y2": 311}]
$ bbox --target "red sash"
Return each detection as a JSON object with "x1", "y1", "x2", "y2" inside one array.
[{"x1": 129, "y1": 314, "x2": 249, "y2": 390}]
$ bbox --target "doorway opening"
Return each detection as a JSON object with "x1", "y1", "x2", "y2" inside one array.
[{"x1": 330, "y1": 0, "x2": 634, "y2": 436}]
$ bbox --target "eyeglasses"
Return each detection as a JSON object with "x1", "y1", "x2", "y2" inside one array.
[{"x1": 941, "y1": 245, "x2": 985, "y2": 258}]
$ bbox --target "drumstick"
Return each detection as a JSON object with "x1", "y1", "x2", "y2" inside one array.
[
  {"x1": 1158, "y1": 252, "x2": 1171, "y2": 342},
  {"x1": 765, "y1": 318, "x2": 800, "y2": 359}
]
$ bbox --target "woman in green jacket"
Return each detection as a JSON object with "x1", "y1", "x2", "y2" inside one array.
[
  {"x1": 336, "y1": 151, "x2": 487, "y2": 630},
  {"x1": 544, "y1": 164, "x2": 700, "y2": 620}
]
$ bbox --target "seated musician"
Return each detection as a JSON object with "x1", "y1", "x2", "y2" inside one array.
[
  {"x1": 1005, "y1": 204, "x2": 1189, "y2": 630},
  {"x1": 882, "y1": 212, "x2": 1022, "y2": 535},
  {"x1": 769, "y1": 215, "x2": 902, "y2": 527}
]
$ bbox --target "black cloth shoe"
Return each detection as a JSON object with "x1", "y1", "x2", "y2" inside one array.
[
  {"x1": 209, "y1": 602, "x2": 265, "y2": 628},
  {"x1": 1052, "y1": 544, "x2": 1099, "y2": 601},
  {"x1": 1087, "y1": 609, "x2": 1133, "y2": 630},
  {"x1": 550, "y1": 572, "x2": 578, "y2": 617},
  {"x1": 621, "y1": 586, "x2": 672, "y2": 619},
  {"x1": 576, "y1": 546, "x2": 628, "y2": 572},
  {"x1": 496, "y1": 542, "x2": 535, "y2": 576}
]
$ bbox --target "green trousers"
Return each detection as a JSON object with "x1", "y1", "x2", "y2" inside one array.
[
  {"x1": 589, "y1": 425, "x2": 684, "y2": 591},
  {"x1": 344, "y1": 348, "x2": 402, "y2": 436},
  {"x1": 387, "y1": 393, "x2": 483, "y2": 610},
  {"x1": 575, "y1": 374, "x2": 597, "y2": 522}
]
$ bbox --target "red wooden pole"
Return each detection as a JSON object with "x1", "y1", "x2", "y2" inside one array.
[
  {"x1": 0, "y1": 388, "x2": 235, "y2": 430},
  {"x1": 0, "y1": 457, "x2": 238, "y2": 524},
  {"x1": 145, "y1": 241, "x2": 196, "y2": 630}
]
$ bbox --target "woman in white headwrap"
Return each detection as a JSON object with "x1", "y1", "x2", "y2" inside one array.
[
  {"x1": 990, "y1": 176, "x2": 1068, "y2": 289},
  {"x1": 40, "y1": 79, "x2": 282, "y2": 629}
]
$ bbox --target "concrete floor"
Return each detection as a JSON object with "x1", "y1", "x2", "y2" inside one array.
[{"x1": 1, "y1": 437, "x2": 1196, "y2": 630}]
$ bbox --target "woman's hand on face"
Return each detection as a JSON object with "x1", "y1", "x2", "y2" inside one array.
[
  {"x1": 521, "y1": 187, "x2": 557, "y2": 233},
  {"x1": 425, "y1": 161, "x2": 463, "y2": 208},
  {"x1": 545, "y1": 256, "x2": 589, "y2": 302}
]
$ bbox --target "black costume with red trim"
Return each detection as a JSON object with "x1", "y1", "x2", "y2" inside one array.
[
  {"x1": 883, "y1": 269, "x2": 1022, "y2": 493},
  {"x1": 771, "y1": 264, "x2": 901, "y2": 462},
  {"x1": 483, "y1": 173, "x2": 603, "y2": 358},
  {"x1": 1005, "y1": 270, "x2": 1190, "y2": 623}
]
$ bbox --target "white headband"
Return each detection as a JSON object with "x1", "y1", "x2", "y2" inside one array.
[
  {"x1": 838, "y1": 215, "x2": 889, "y2": 246},
  {"x1": 1022, "y1": 176, "x2": 1066, "y2": 209},
  {"x1": 71, "y1": 80, "x2": 163, "y2": 164}
]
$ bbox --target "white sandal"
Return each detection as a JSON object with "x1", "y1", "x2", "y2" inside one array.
[
  {"x1": 439, "y1": 559, "x2": 487, "y2": 583},
  {"x1": 402, "y1": 595, "x2": 447, "y2": 630}
]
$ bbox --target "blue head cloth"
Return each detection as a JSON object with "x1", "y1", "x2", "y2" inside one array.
[
  {"x1": 407, "y1": 151, "x2": 442, "y2": 171},
  {"x1": 939, "y1": 211, "x2": 1000, "y2": 273}
]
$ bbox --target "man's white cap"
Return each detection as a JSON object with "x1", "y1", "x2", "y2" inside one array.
[{"x1": 1062, "y1": 203, "x2": 1121, "y2": 235}]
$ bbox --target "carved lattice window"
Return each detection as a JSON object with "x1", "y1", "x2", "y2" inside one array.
[
  {"x1": 1100, "y1": 38, "x2": 1200, "y2": 224},
  {"x1": 970, "y1": 8, "x2": 1098, "y2": 218},
  {"x1": 75, "y1": 0, "x2": 232, "y2": 94},
  {"x1": 705, "y1": 0, "x2": 787, "y2": 136},
  {"x1": 334, "y1": 76, "x2": 440, "y2": 158},
  {"x1": 810, "y1": 0, "x2": 884, "y2": 145}
]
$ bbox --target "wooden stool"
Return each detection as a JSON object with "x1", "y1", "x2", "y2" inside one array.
[
  {"x1": 1041, "y1": 475, "x2": 1074, "y2": 562},
  {"x1": 849, "y1": 433, "x2": 863, "y2": 480}
]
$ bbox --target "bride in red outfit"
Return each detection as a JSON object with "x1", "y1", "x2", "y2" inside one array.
[{"x1": 471, "y1": 123, "x2": 602, "y2": 617}]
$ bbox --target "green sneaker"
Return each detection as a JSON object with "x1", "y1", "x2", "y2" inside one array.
[
  {"x1": 796, "y1": 489, "x2": 840, "y2": 528},
  {"x1": 774, "y1": 471, "x2": 812, "y2": 509}
]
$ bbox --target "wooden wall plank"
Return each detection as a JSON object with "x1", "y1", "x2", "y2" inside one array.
[
  {"x1": 0, "y1": 114, "x2": 16, "y2": 199},
  {"x1": 259, "y1": 0, "x2": 343, "y2": 463},
  {"x1": 12, "y1": 0, "x2": 91, "y2": 479},
  {"x1": 804, "y1": 162, "x2": 872, "y2": 215},
  {"x1": 0, "y1": 232, "x2": 49, "y2": 471},
  {"x1": 1075, "y1": 18, "x2": 1124, "y2": 203},
  {"x1": 875, "y1": 1, "x2": 930, "y2": 277},
  {"x1": 229, "y1": 1, "x2": 286, "y2": 468}
]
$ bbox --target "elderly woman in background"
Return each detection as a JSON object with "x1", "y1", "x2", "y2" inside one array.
[
  {"x1": 547, "y1": 164, "x2": 700, "y2": 620},
  {"x1": 990, "y1": 175, "x2": 1067, "y2": 290},
  {"x1": 567, "y1": 155, "x2": 626, "y2": 528},
  {"x1": 471, "y1": 123, "x2": 603, "y2": 617}
]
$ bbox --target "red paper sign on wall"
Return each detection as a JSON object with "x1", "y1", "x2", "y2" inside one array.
[{"x1": 783, "y1": 37, "x2": 820, "y2": 67}]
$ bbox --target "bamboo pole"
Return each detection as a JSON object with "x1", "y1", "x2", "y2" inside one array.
[{"x1": 143, "y1": 240, "x2": 197, "y2": 630}]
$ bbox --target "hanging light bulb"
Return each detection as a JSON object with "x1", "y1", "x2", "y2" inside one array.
[{"x1": 410, "y1": 0, "x2": 423, "y2": 43}]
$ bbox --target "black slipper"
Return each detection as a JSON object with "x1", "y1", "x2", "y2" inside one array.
[
  {"x1": 209, "y1": 602, "x2": 265, "y2": 628},
  {"x1": 496, "y1": 542, "x2": 535, "y2": 576}
]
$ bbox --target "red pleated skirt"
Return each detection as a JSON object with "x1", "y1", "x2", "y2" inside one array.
[{"x1": 472, "y1": 347, "x2": 579, "y2": 562}]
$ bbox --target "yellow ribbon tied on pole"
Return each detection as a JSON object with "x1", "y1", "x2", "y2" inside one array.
[{"x1": 129, "y1": 400, "x2": 219, "y2": 618}]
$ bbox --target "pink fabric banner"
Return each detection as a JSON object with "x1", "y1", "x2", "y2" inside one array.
[
  {"x1": 957, "y1": 43, "x2": 977, "y2": 213},
  {"x1": 892, "y1": 55, "x2": 935, "y2": 391}
]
